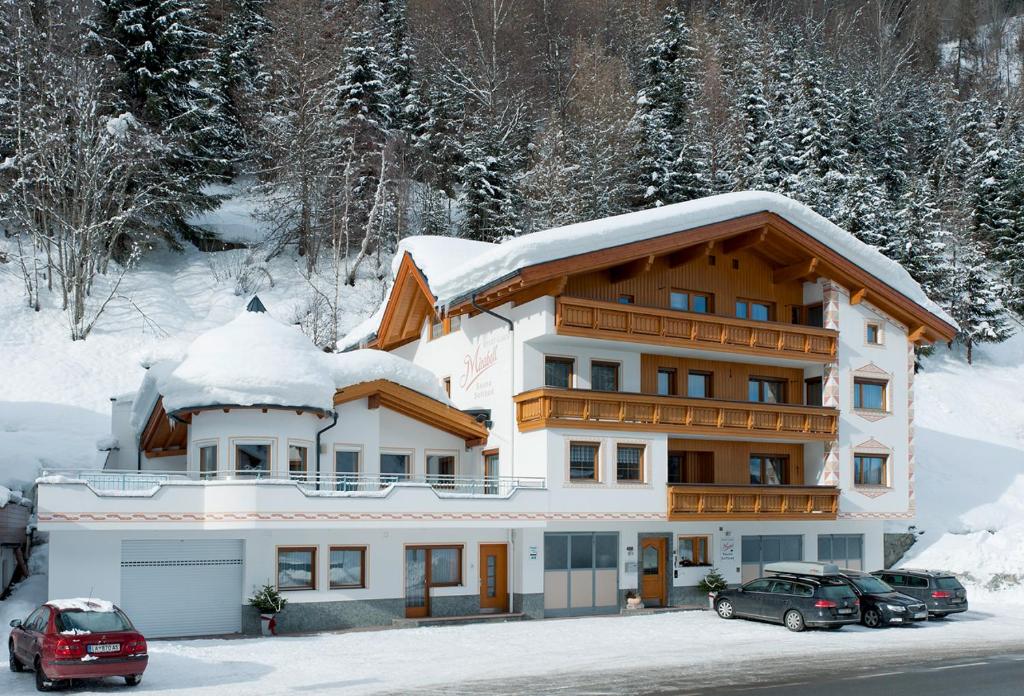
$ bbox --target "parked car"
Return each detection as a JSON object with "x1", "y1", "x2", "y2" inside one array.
[
  {"x1": 834, "y1": 569, "x2": 929, "y2": 628},
  {"x1": 871, "y1": 569, "x2": 968, "y2": 618},
  {"x1": 714, "y1": 562, "x2": 860, "y2": 632},
  {"x1": 8, "y1": 598, "x2": 148, "y2": 691}
]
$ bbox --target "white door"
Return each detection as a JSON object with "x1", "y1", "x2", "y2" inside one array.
[{"x1": 120, "y1": 539, "x2": 244, "y2": 638}]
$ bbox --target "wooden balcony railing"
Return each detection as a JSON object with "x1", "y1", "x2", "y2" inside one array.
[
  {"x1": 514, "y1": 388, "x2": 838, "y2": 440},
  {"x1": 556, "y1": 297, "x2": 837, "y2": 361},
  {"x1": 668, "y1": 484, "x2": 840, "y2": 521}
]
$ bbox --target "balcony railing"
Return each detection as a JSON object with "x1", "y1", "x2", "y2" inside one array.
[
  {"x1": 667, "y1": 484, "x2": 839, "y2": 520},
  {"x1": 38, "y1": 469, "x2": 546, "y2": 498},
  {"x1": 556, "y1": 297, "x2": 837, "y2": 361},
  {"x1": 514, "y1": 388, "x2": 838, "y2": 440}
]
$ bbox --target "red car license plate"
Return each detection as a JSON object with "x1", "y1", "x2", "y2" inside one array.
[{"x1": 87, "y1": 643, "x2": 120, "y2": 654}]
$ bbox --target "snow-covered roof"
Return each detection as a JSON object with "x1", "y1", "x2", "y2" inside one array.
[
  {"x1": 47, "y1": 598, "x2": 116, "y2": 612},
  {"x1": 131, "y1": 307, "x2": 450, "y2": 434},
  {"x1": 342, "y1": 191, "x2": 954, "y2": 348}
]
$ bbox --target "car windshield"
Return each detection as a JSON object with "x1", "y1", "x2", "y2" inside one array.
[
  {"x1": 935, "y1": 576, "x2": 963, "y2": 590},
  {"x1": 848, "y1": 575, "x2": 893, "y2": 593},
  {"x1": 56, "y1": 609, "x2": 133, "y2": 633}
]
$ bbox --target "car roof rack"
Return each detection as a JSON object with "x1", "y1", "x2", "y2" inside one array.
[
  {"x1": 764, "y1": 561, "x2": 840, "y2": 577},
  {"x1": 887, "y1": 568, "x2": 956, "y2": 577}
]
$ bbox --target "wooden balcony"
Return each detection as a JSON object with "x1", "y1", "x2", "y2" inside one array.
[
  {"x1": 667, "y1": 484, "x2": 840, "y2": 521},
  {"x1": 514, "y1": 388, "x2": 838, "y2": 440},
  {"x1": 556, "y1": 297, "x2": 837, "y2": 361}
]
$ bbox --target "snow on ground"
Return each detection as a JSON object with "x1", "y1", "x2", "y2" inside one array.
[
  {"x1": 0, "y1": 243, "x2": 383, "y2": 490},
  {"x1": 895, "y1": 331, "x2": 1024, "y2": 601},
  {"x1": 186, "y1": 179, "x2": 274, "y2": 245}
]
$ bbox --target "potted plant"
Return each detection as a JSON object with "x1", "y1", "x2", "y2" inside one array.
[
  {"x1": 697, "y1": 567, "x2": 728, "y2": 609},
  {"x1": 624, "y1": 590, "x2": 644, "y2": 610},
  {"x1": 249, "y1": 584, "x2": 287, "y2": 636}
]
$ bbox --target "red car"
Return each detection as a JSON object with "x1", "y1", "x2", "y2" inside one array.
[{"x1": 8, "y1": 598, "x2": 148, "y2": 691}]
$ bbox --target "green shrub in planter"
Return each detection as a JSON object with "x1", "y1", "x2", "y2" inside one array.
[
  {"x1": 249, "y1": 584, "x2": 287, "y2": 614},
  {"x1": 697, "y1": 568, "x2": 729, "y2": 594}
]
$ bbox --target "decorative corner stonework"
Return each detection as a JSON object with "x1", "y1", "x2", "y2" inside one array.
[
  {"x1": 853, "y1": 486, "x2": 891, "y2": 499},
  {"x1": 906, "y1": 341, "x2": 916, "y2": 515},
  {"x1": 854, "y1": 409, "x2": 890, "y2": 422},
  {"x1": 822, "y1": 440, "x2": 840, "y2": 486},
  {"x1": 853, "y1": 362, "x2": 891, "y2": 378},
  {"x1": 854, "y1": 438, "x2": 890, "y2": 452}
]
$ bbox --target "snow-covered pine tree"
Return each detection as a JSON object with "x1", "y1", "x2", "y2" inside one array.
[
  {"x1": 213, "y1": 0, "x2": 271, "y2": 166},
  {"x1": 377, "y1": 0, "x2": 421, "y2": 135},
  {"x1": 888, "y1": 179, "x2": 951, "y2": 298},
  {"x1": 460, "y1": 116, "x2": 523, "y2": 243},
  {"x1": 944, "y1": 234, "x2": 1013, "y2": 365}
]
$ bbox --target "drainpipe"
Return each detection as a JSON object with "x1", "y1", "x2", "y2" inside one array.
[
  {"x1": 470, "y1": 293, "x2": 515, "y2": 478},
  {"x1": 315, "y1": 410, "x2": 339, "y2": 491}
]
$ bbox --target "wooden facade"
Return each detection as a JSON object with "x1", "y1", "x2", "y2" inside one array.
[
  {"x1": 667, "y1": 438, "x2": 805, "y2": 485},
  {"x1": 641, "y1": 355, "x2": 807, "y2": 404},
  {"x1": 667, "y1": 484, "x2": 839, "y2": 521},
  {"x1": 514, "y1": 388, "x2": 838, "y2": 440},
  {"x1": 556, "y1": 297, "x2": 837, "y2": 361}
]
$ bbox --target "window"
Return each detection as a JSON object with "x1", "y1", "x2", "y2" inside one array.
[
  {"x1": 657, "y1": 368, "x2": 677, "y2": 396},
  {"x1": 380, "y1": 452, "x2": 410, "y2": 483},
  {"x1": 791, "y1": 304, "x2": 824, "y2": 327},
  {"x1": 277, "y1": 547, "x2": 316, "y2": 591},
  {"x1": 736, "y1": 299, "x2": 773, "y2": 321},
  {"x1": 429, "y1": 546, "x2": 462, "y2": 586},
  {"x1": 687, "y1": 371, "x2": 712, "y2": 398},
  {"x1": 448, "y1": 314, "x2": 461, "y2": 332},
  {"x1": 288, "y1": 444, "x2": 309, "y2": 480},
  {"x1": 669, "y1": 290, "x2": 712, "y2": 313},
  {"x1": 617, "y1": 294, "x2": 635, "y2": 305},
  {"x1": 679, "y1": 536, "x2": 710, "y2": 566},
  {"x1": 335, "y1": 449, "x2": 360, "y2": 491},
  {"x1": 854, "y1": 378, "x2": 887, "y2": 410},
  {"x1": 430, "y1": 320, "x2": 444, "y2": 340},
  {"x1": 616, "y1": 444, "x2": 644, "y2": 482},
  {"x1": 854, "y1": 454, "x2": 888, "y2": 486},
  {"x1": 818, "y1": 534, "x2": 864, "y2": 571},
  {"x1": 329, "y1": 547, "x2": 366, "y2": 589},
  {"x1": 744, "y1": 579, "x2": 773, "y2": 593},
  {"x1": 866, "y1": 323, "x2": 881, "y2": 344},
  {"x1": 591, "y1": 361, "x2": 620, "y2": 392},
  {"x1": 484, "y1": 450, "x2": 499, "y2": 495},
  {"x1": 569, "y1": 442, "x2": 599, "y2": 481},
  {"x1": 805, "y1": 377, "x2": 823, "y2": 407},
  {"x1": 668, "y1": 451, "x2": 714, "y2": 484},
  {"x1": 199, "y1": 444, "x2": 218, "y2": 479},
  {"x1": 235, "y1": 442, "x2": 270, "y2": 476},
  {"x1": 427, "y1": 453, "x2": 456, "y2": 487},
  {"x1": 443, "y1": 377, "x2": 451, "y2": 397},
  {"x1": 749, "y1": 455, "x2": 788, "y2": 485},
  {"x1": 571, "y1": 535, "x2": 594, "y2": 569},
  {"x1": 544, "y1": 356, "x2": 574, "y2": 389},
  {"x1": 749, "y1": 377, "x2": 785, "y2": 403}
]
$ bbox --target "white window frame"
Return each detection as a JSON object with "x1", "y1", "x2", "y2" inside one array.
[
  {"x1": 425, "y1": 448, "x2": 460, "y2": 480},
  {"x1": 193, "y1": 438, "x2": 220, "y2": 478},
  {"x1": 229, "y1": 436, "x2": 277, "y2": 476},
  {"x1": 379, "y1": 447, "x2": 415, "y2": 478},
  {"x1": 287, "y1": 438, "x2": 314, "y2": 479}
]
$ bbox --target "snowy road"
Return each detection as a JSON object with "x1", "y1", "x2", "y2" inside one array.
[{"x1": 4, "y1": 603, "x2": 1024, "y2": 695}]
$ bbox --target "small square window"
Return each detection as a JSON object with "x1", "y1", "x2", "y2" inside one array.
[
  {"x1": 591, "y1": 361, "x2": 619, "y2": 391},
  {"x1": 679, "y1": 536, "x2": 710, "y2": 566},
  {"x1": 854, "y1": 454, "x2": 887, "y2": 486},
  {"x1": 277, "y1": 547, "x2": 316, "y2": 591},
  {"x1": 545, "y1": 356, "x2": 574, "y2": 389},
  {"x1": 616, "y1": 445, "x2": 644, "y2": 482},
  {"x1": 236, "y1": 442, "x2": 270, "y2": 476},
  {"x1": 569, "y1": 442, "x2": 599, "y2": 481},
  {"x1": 329, "y1": 547, "x2": 366, "y2": 589},
  {"x1": 854, "y1": 378, "x2": 887, "y2": 410},
  {"x1": 866, "y1": 323, "x2": 881, "y2": 344},
  {"x1": 380, "y1": 452, "x2": 410, "y2": 484},
  {"x1": 687, "y1": 371, "x2": 712, "y2": 398}
]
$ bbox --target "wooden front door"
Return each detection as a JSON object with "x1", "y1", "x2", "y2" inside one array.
[
  {"x1": 479, "y1": 543, "x2": 509, "y2": 613},
  {"x1": 640, "y1": 537, "x2": 668, "y2": 607},
  {"x1": 405, "y1": 547, "x2": 429, "y2": 618}
]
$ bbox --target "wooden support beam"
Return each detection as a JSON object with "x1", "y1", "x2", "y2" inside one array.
[
  {"x1": 908, "y1": 325, "x2": 927, "y2": 342},
  {"x1": 608, "y1": 254, "x2": 655, "y2": 284},
  {"x1": 721, "y1": 228, "x2": 767, "y2": 254},
  {"x1": 366, "y1": 394, "x2": 380, "y2": 409},
  {"x1": 666, "y1": 241, "x2": 715, "y2": 268},
  {"x1": 850, "y1": 288, "x2": 868, "y2": 305},
  {"x1": 773, "y1": 257, "x2": 819, "y2": 284}
]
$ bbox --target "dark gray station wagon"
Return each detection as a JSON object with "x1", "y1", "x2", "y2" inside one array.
[
  {"x1": 872, "y1": 569, "x2": 968, "y2": 617},
  {"x1": 714, "y1": 563, "x2": 860, "y2": 632}
]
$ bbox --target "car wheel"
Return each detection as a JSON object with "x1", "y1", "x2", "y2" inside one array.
[
  {"x1": 862, "y1": 608, "x2": 883, "y2": 628},
  {"x1": 9, "y1": 643, "x2": 24, "y2": 672},
  {"x1": 931, "y1": 613, "x2": 947, "y2": 620},
  {"x1": 34, "y1": 658, "x2": 53, "y2": 692},
  {"x1": 784, "y1": 610, "x2": 805, "y2": 632},
  {"x1": 125, "y1": 675, "x2": 142, "y2": 687},
  {"x1": 716, "y1": 599, "x2": 735, "y2": 619}
]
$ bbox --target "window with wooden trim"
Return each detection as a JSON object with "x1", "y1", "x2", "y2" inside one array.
[
  {"x1": 198, "y1": 444, "x2": 218, "y2": 479},
  {"x1": 865, "y1": 322, "x2": 881, "y2": 345},
  {"x1": 483, "y1": 449, "x2": 499, "y2": 495},
  {"x1": 277, "y1": 546, "x2": 316, "y2": 591},
  {"x1": 791, "y1": 303, "x2": 824, "y2": 327},
  {"x1": 617, "y1": 294, "x2": 635, "y2": 305},
  {"x1": 749, "y1": 455, "x2": 789, "y2": 485},
  {"x1": 736, "y1": 299, "x2": 774, "y2": 322},
  {"x1": 657, "y1": 368, "x2": 677, "y2": 396},
  {"x1": 428, "y1": 546, "x2": 463, "y2": 586},
  {"x1": 686, "y1": 370, "x2": 712, "y2": 398},
  {"x1": 678, "y1": 536, "x2": 710, "y2": 566},
  {"x1": 569, "y1": 442, "x2": 599, "y2": 481},
  {"x1": 748, "y1": 377, "x2": 785, "y2": 403},
  {"x1": 805, "y1": 377, "x2": 823, "y2": 407},
  {"x1": 329, "y1": 546, "x2": 366, "y2": 589},
  {"x1": 288, "y1": 444, "x2": 309, "y2": 480},
  {"x1": 669, "y1": 289, "x2": 712, "y2": 313},
  {"x1": 591, "y1": 361, "x2": 620, "y2": 392},
  {"x1": 854, "y1": 454, "x2": 888, "y2": 486},
  {"x1": 544, "y1": 356, "x2": 574, "y2": 389},
  {"x1": 668, "y1": 451, "x2": 714, "y2": 484},
  {"x1": 448, "y1": 314, "x2": 461, "y2": 332},
  {"x1": 854, "y1": 378, "x2": 887, "y2": 411},
  {"x1": 616, "y1": 444, "x2": 644, "y2": 482}
]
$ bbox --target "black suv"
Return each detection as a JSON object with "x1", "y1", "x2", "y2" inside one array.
[
  {"x1": 871, "y1": 569, "x2": 968, "y2": 618},
  {"x1": 835, "y1": 569, "x2": 928, "y2": 627},
  {"x1": 714, "y1": 565, "x2": 860, "y2": 632}
]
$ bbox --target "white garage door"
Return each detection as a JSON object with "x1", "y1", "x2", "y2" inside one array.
[{"x1": 120, "y1": 539, "x2": 244, "y2": 638}]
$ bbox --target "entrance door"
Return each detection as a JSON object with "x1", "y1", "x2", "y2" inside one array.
[
  {"x1": 640, "y1": 537, "x2": 667, "y2": 607},
  {"x1": 405, "y1": 547, "x2": 429, "y2": 618},
  {"x1": 479, "y1": 543, "x2": 509, "y2": 613}
]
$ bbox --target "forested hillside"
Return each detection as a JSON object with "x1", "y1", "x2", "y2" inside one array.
[{"x1": 2, "y1": 0, "x2": 1023, "y2": 359}]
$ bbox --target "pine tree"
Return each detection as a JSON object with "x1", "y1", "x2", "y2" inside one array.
[
  {"x1": 888, "y1": 180, "x2": 951, "y2": 298},
  {"x1": 944, "y1": 235, "x2": 1013, "y2": 364},
  {"x1": 213, "y1": 0, "x2": 271, "y2": 166},
  {"x1": 377, "y1": 0, "x2": 421, "y2": 134},
  {"x1": 460, "y1": 118, "x2": 523, "y2": 242}
]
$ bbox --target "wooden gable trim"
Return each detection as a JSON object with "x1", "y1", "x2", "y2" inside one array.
[
  {"x1": 376, "y1": 253, "x2": 439, "y2": 351},
  {"x1": 139, "y1": 397, "x2": 188, "y2": 457},
  {"x1": 333, "y1": 380, "x2": 488, "y2": 446}
]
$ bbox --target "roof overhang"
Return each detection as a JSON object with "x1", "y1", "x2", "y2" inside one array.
[
  {"x1": 375, "y1": 252, "x2": 439, "y2": 350},
  {"x1": 333, "y1": 379, "x2": 489, "y2": 447}
]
